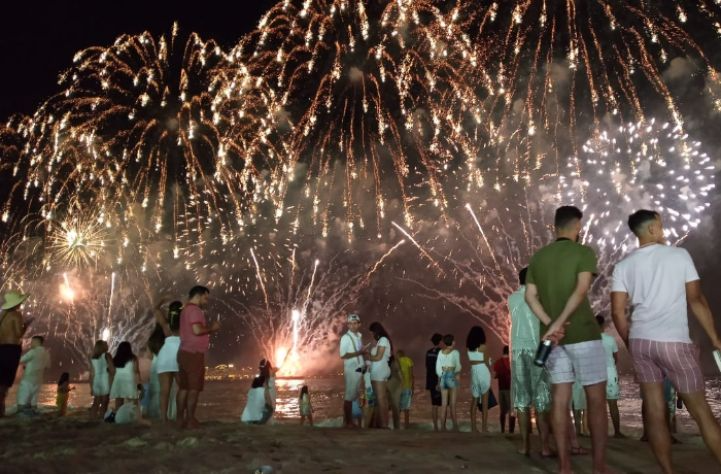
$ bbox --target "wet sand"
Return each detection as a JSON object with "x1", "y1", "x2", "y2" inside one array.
[{"x1": 1, "y1": 411, "x2": 718, "y2": 473}]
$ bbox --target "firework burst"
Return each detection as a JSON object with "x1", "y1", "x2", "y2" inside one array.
[{"x1": 222, "y1": 0, "x2": 494, "y2": 238}]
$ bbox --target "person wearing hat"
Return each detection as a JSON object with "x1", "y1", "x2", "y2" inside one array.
[
  {"x1": 0, "y1": 291, "x2": 31, "y2": 417},
  {"x1": 339, "y1": 313, "x2": 369, "y2": 427}
]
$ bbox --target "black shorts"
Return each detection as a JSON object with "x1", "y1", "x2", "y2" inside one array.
[
  {"x1": 428, "y1": 387, "x2": 442, "y2": 407},
  {"x1": 0, "y1": 344, "x2": 21, "y2": 387}
]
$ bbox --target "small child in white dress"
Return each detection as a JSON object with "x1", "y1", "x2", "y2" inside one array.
[{"x1": 299, "y1": 385, "x2": 314, "y2": 426}]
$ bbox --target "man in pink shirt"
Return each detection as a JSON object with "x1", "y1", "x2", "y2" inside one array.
[{"x1": 177, "y1": 286, "x2": 220, "y2": 429}]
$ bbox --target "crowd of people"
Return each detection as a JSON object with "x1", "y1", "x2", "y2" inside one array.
[{"x1": 0, "y1": 206, "x2": 720, "y2": 473}]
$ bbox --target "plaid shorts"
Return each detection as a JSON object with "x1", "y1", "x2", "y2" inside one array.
[
  {"x1": 546, "y1": 340, "x2": 607, "y2": 386},
  {"x1": 629, "y1": 339, "x2": 704, "y2": 394}
]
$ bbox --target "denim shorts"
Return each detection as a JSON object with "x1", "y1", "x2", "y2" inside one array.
[{"x1": 440, "y1": 370, "x2": 458, "y2": 390}]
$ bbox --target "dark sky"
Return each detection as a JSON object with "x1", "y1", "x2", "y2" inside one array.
[{"x1": 0, "y1": 0, "x2": 276, "y2": 121}]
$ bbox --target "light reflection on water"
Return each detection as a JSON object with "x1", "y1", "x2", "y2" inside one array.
[{"x1": 7, "y1": 375, "x2": 720, "y2": 432}]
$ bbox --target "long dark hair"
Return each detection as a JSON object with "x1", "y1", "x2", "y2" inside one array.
[
  {"x1": 168, "y1": 301, "x2": 183, "y2": 332},
  {"x1": 113, "y1": 341, "x2": 135, "y2": 368},
  {"x1": 57, "y1": 372, "x2": 70, "y2": 386},
  {"x1": 91, "y1": 340, "x2": 108, "y2": 359},
  {"x1": 369, "y1": 321, "x2": 394, "y2": 363},
  {"x1": 299, "y1": 385, "x2": 309, "y2": 401},
  {"x1": 466, "y1": 326, "x2": 486, "y2": 351},
  {"x1": 251, "y1": 375, "x2": 266, "y2": 389}
]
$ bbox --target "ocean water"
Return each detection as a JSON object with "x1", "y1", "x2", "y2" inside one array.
[{"x1": 8, "y1": 375, "x2": 721, "y2": 433}]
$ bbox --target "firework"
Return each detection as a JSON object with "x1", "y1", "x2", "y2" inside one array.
[
  {"x1": 222, "y1": 0, "x2": 493, "y2": 237},
  {"x1": 474, "y1": 0, "x2": 721, "y2": 169},
  {"x1": 402, "y1": 119, "x2": 715, "y2": 341}
]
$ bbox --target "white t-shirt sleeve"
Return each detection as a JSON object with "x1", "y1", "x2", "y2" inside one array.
[
  {"x1": 454, "y1": 350, "x2": 462, "y2": 373},
  {"x1": 610, "y1": 262, "x2": 627, "y2": 293},
  {"x1": 436, "y1": 352, "x2": 443, "y2": 378},
  {"x1": 680, "y1": 249, "x2": 700, "y2": 283},
  {"x1": 378, "y1": 337, "x2": 391, "y2": 353},
  {"x1": 20, "y1": 348, "x2": 34, "y2": 364},
  {"x1": 339, "y1": 334, "x2": 352, "y2": 358}
]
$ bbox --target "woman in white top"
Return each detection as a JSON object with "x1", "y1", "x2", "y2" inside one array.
[
  {"x1": 466, "y1": 326, "x2": 491, "y2": 433},
  {"x1": 89, "y1": 340, "x2": 115, "y2": 419},
  {"x1": 109, "y1": 341, "x2": 141, "y2": 417},
  {"x1": 435, "y1": 334, "x2": 461, "y2": 431},
  {"x1": 154, "y1": 300, "x2": 182, "y2": 422},
  {"x1": 368, "y1": 321, "x2": 393, "y2": 429},
  {"x1": 241, "y1": 375, "x2": 273, "y2": 424},
  {"x1": 260, "y1": 359, "x2": 279, "y2": 412}
]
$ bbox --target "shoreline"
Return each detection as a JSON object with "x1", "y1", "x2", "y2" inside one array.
[{"x1": 1, "y1": 408, "x2": 718, "y2": 473}]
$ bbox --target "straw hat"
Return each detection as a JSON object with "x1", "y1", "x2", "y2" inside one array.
[{"x1": 1, "y1": 291, "x2": 28, "y2": 310}]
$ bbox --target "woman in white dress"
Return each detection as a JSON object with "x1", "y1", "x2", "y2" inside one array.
[
  {"x1": 368, "y1": 321, "x2": 393, "y2": 429},
  {"x1": 109, "y1": 341, "x2": 141, "y2": 415},
  {"x1": 155, "y1": 300, "x2": 182, "y2": 422},
  {"x1": 466, "y1": 326, "x2": 491, "y2": 433},
  {"x1": 89, "y1": 340, "x2": 114, "y2": 419},
  {"x1": 241, "y1": 375, "x2": 273, "y2": 424},
  {"x1": 259, "y1": 359, "x2": 279, "y2": 412}
]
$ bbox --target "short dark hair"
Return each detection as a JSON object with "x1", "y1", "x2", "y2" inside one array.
[
  {"x1": 431, "y1": 333, "x2": 443, "y2": 345},
  {"x1": 596, "y1": 315, "x2": 605, "y2": 327},
  {"x1": 518, "y1": 267, "x2": 528, "y2": 286},
  {"x1": 627, "y1": 210, "x2": 660, "y2": 237},
  {"x1": 443, "y1": 334, "x2": 454, "y2": 346},
  {"x1": 189, "y1": 285, "x2": 210, "y2": 299},
  {"x1": 31, "y1": 335, "x2": 44, "y2": 345},
  {"x1": 502, "y1": 345, "x2": 509, "y2": 355},
  {"x1": 555, "y1": 206, "x2": 583, "y2": 229}
]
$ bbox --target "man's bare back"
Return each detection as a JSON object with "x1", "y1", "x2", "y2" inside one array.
[{"x1": 0, "y1": 310, "x2": 24, "y2": 345}]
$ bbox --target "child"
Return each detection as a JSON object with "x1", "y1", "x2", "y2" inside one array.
[
  {"x1": 299, "y1": 385, "x2": 313, "y2": 426},
  {"x1": 362, "y1": 364, "x2": 376, "y2": 428},
  {"x1": 56, "y1": 372, "x2": 74, "y2": 416},
  {"x1": 17, "y1": 335, "x2": 50, "y2": 415},
  {"x1": 89, "y1": 340, "x2": 114, "y2": 419}
]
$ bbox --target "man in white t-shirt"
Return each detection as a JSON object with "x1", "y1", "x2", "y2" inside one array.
[
  {"x1": 339, "y1": 313, "x2": 368, "y2": 428},
  {"x1": 611, "y1": 210, "x2": 721, "y2": 472}
]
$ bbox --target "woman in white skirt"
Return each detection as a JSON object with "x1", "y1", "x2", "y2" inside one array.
[
  {"x1": 466, "y1": 326, "x2": 491, "y2": 433},
  {"x1": 89, "y1": 340, "x2": 114, "y2": 419},
  {"x1": 110, "y1": 341, "x2": 140, "y2": 416},
  {"x1": 155, "y1": 300, "x2": 182, "y2": 422}
]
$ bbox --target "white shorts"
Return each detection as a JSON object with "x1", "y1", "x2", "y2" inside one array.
[
  {"x1": 547, "y1": 340, "x2": 607, "y2": 386},
  {"x1": 16, "y1": 379, "x2": 40, "y2": 406},
  {"x1": 344, "y1": 370, "x2": 362, "y2": 402},
  {"x1": 572, "y1": 381, "x2": 586, "y2": 410}
]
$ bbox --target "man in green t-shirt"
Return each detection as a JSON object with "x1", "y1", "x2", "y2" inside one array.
[{"x1": 525, "y1": 206, "x2": 608, "y2": 474}]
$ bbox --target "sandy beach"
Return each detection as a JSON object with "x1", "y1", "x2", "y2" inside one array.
[{"x1": 1, "y1": 410, "x2": 719, "y2": 474}]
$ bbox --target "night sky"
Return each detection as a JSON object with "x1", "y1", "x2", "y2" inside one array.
[
  {"x1": 0, "y1": 0, "x2": 275, "y2": 120},
  {"x1": 1, "y1": 1, "x2": 720, "y2": 372}
]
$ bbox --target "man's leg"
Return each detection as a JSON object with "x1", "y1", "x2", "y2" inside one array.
[
  {"x1": 551, "y1": 383, "x2": 573, "y2": 473},
  {"x1": 641, "y1": 383, "x2": 674, "y2": 474},
  {"x1": 679, "y1": 391, "x2": 721, "y2": 464},
  {"x1": 187, "y1": 390, "x2": 200, "y2": 426},
  {"x1": 584, "y1": 382, "x2": 608, "y2": 474},
  {"x1": 431, "y1": 404, "x2": 439, "y2": 432},
  {"x1": 608, "y1": 399, "x2": 622, "y2": 437},
  {"x1": 538, "y1": 410, "x2": 552, "y2": 455}
]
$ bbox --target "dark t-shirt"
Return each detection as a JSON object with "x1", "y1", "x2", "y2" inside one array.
[
  {"x1": 527, "y1": 239, "x2": 600, "y2": 345},
  {"x1": 425, "y1": 347, "x2": 440, "y2": 389},
  {"x1": 493, "y1": 357, "x2": 511, "y2": 391}
]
